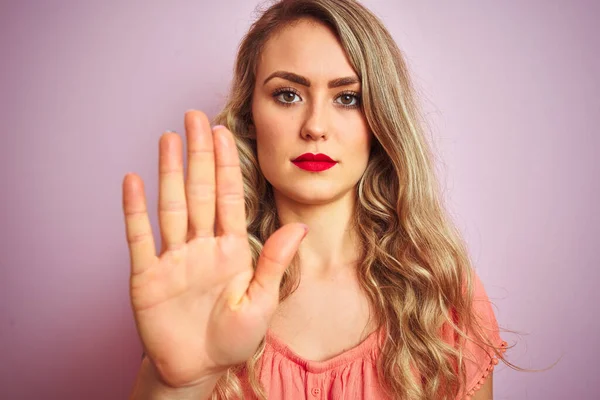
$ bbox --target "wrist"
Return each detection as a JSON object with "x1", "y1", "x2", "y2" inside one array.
[{"x1": 140, "y1": 357, "x2": 224, "y2": 400}]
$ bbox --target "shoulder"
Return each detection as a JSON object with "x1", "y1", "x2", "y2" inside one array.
[
  {"x1": 469, "y1": 269, "x2": 501, "y2": 339},
  {"x1": 462, "y1": 269, "x2": 508, "y2": 398}
]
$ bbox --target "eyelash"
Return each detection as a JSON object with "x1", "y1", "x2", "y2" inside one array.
[{"x1": 271, "y1": 87, "x2": 361, "y2": 109}]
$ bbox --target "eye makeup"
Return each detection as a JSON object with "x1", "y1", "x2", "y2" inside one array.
[{"x1": 271, "y1": 87, "x2": 361, "y2": 109}]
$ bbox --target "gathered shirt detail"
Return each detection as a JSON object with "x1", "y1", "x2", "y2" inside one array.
[{"x1": 237, "y1": 271, "x2": 507, "y2": 399}]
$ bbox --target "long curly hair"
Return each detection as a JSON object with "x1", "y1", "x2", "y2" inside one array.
[{"x1": 210, "y1": 0, "x2": 522, "y2": 398}]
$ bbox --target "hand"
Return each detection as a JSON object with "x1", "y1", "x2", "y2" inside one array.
[{"x1": 121, "y1": 110, "x2": 308, "y2": 388}]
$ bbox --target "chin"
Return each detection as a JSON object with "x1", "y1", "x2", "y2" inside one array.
[{"x1": 272, "y1": 182, "x2": 350, "y2": 206}]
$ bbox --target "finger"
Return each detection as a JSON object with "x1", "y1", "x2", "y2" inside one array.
[
  {"x1": 213, "y1": 126, "x2": 247, "y2": 237},
  {"x1": 245, "y1": 223, "x2": 308, "y2": 310},
  {"x1": 185, "y1": 111, "x2": 216, "y2": 239},
  {"x1": 122, "y1": 173, "x2": 157, "y2": 275},
  {"x1": 158, "y1": 132, "x2": 188, "y2": 252}
]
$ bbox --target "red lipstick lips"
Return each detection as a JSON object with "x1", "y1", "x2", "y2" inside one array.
[{"x1": 292, "y1": 153, "x2": 337, "y2": 172}]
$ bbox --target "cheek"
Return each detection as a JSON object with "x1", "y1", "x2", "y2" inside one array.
[
  {"x1": 337, "y1": 110, "x2": 369, "y2": 138},
  {"x1": 253, "y1": 109, "x2": 299, "y2": 153},
  {"x1": 256, "y1": 134, "x2": 278, "y2": 161},
  {"x1": 253, "y1": 98, "x2": 284, "y2": 135},
  {"x1": 346, "y1": 122, "x2": 372, "y2": 157},
  {"x1": 255, "y1": 129, "x2": 286, "y2": 174}
]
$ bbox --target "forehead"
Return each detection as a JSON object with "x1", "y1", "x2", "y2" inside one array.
[{"x1": 257, "y1": 18, "x2": 358, "y2": 82}]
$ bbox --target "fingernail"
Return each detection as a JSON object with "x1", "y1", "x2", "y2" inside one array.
[
  {"x1": 300, "y1": 224, "x2": 309, "y2": 237},
  {"x1": 217, "y1": 130, "x2": 229, "y2": 149},
  {"x1": 213, "y1": 125, "x2": 225, "y2": 130}
]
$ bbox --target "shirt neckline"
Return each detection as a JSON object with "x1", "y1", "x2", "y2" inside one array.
[{"x1": 264, "y1": 326, "x2": 385, "y2": 373}]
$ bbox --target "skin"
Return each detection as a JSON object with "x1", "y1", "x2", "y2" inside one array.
[
  {"x1": 251, "y1": 18, "x2": 495, "y2": 398},
  {"x1": 473, "y1": 376, "x2": 493, "y2": 400},
  {"x1": 252, "y1": 18, "x2": 373, "y2": 281},
  {"x1": 123, "y1": 15, "x2": 493, "y2": 400},
  {"x1": 250, "y1": 18, "x2": 377, "y2": 361}
]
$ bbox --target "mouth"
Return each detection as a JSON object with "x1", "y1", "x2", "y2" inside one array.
[
  {"x1": 291, "y1": 153, "x2": 337, "y2": 172},
  {"x1": 292, "y1": 153, "x2": 336, "y2": 162}
]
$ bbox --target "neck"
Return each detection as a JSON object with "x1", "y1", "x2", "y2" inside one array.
[{"x1": 273, "y1": 189, "x2": 361, "y2": 280}]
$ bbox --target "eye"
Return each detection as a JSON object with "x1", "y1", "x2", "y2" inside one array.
[
  {"x1": 335, "y1": 92, "x2": 361, "y2": 108},
  {"x1": 273, "y1": 89, "x2": 301, "y2": 106}
]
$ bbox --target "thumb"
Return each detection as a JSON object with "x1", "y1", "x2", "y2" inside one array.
[{"x1": 247, "y1": 223, "x2": 308, "y2": 311}]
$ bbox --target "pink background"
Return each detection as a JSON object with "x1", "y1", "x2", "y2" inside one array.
[{"x1": 1, "y1": 1, "x2": 598, "y2": 398}]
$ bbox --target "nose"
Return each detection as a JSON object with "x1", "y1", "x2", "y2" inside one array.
[{"x1": 300, "y1": 99, "x2": 329, "y2": 141}]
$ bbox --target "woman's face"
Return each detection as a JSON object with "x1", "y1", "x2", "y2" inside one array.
[{"x1": 251, "y1": 18, "x2": 373, "y2": 205}]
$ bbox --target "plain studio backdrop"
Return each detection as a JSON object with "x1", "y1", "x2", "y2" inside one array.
[{"x1": 1, "y1": 1, "x2": 598, "y2": 399}]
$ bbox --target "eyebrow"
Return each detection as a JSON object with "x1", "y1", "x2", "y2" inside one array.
[{"x1": 263, "y1": 71, "x2": 360, "y2": 88}]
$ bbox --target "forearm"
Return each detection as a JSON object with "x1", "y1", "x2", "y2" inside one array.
[{"x1": 129, "y1": 357, "x2": 222, "y2": 400}]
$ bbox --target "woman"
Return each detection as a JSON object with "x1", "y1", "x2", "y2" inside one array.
[{"x1": 123, "y1": 0, "x2": 513, "y2": 399}]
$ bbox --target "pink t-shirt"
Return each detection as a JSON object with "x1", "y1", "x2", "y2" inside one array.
[{"x1": 238, "y1": 271, "x2": 507, "y2": 399}]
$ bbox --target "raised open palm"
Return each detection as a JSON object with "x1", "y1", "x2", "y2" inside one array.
[{"x1": 121, "y1": 110, "x2": 307, "y2": 388}]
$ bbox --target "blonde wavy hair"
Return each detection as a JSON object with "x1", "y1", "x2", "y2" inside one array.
[{"x1": 210, "y1": 0, "x2": 525, "y2": 398}]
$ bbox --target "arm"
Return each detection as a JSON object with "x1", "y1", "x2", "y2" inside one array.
[
  {"x1": 470, "y1": 372, "x2": 493, "y2": 400},
  {"x1": 129, "y1": 356, "x2": 222, "y2": 400}
]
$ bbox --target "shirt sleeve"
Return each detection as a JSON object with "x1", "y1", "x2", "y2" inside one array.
[{"x1": 462, "y1": 270, "x2": 508, "y2": 398}]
